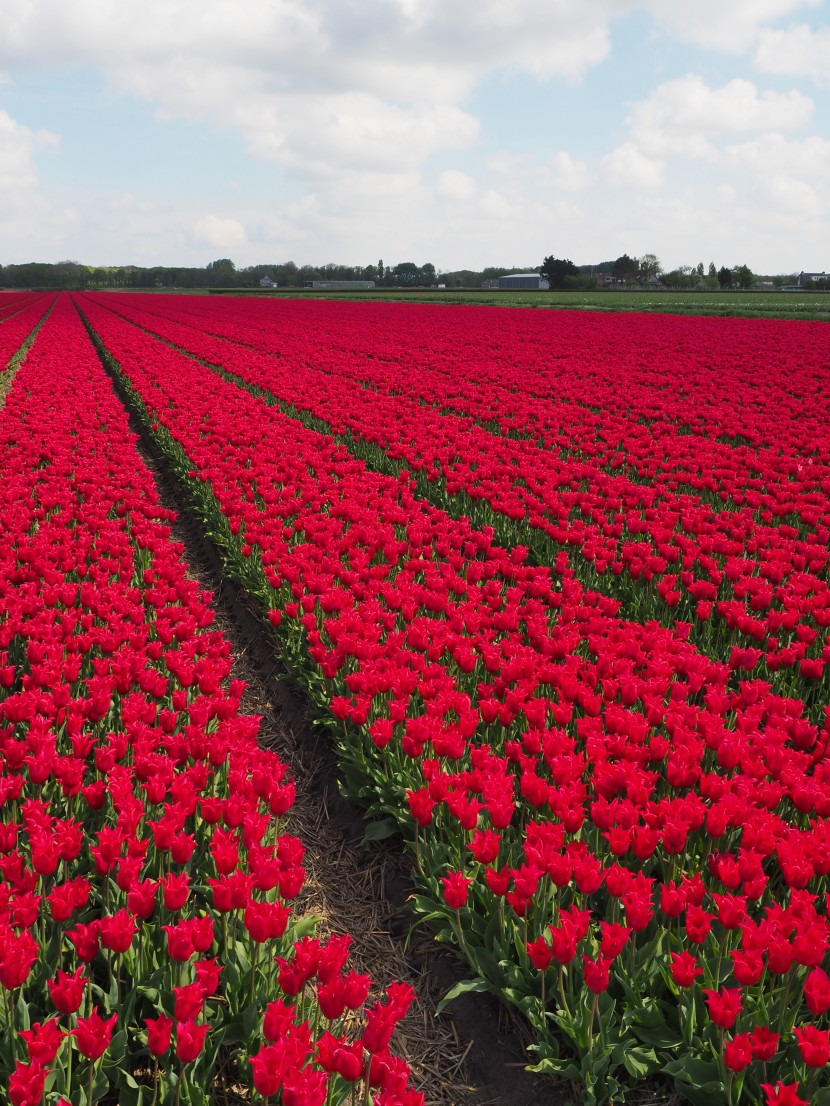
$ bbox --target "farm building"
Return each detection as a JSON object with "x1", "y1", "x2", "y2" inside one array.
[
  {"x1": 797, "y1": 271, "x2": 828, "y2": 287},
  {"x1": 498, "y1": 274, "x2": 550, "y2": 290},
  {"x1": 303, "y1": 279, "x2": 375, "y2": 289}
]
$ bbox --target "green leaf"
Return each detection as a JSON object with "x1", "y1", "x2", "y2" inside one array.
[
  {"x1": 114, "y1": 1073, "x2": 144, "y2": 1106},
  {"x1": 527, "y1": 1057, "x2": 580, "y2": 1078},
  {"x1": 102, "y1": 1028, "x2": 128, "y2": 1070},
  {"x1": 434, "y1": 978, "x2": 490, "y2": 1017},
  {"x1": 90, "y1": 1064, "x2": 111, "y2": 1105},
  {"x1": 242, "y1": 1000, "x2": 259, "y2": 1039},
  {"x1": 217, "y1": 1014, "x2": 245, "y2": 1044},
  {"x1": 665, "y1": 1056, "x2": 724, "y2": 1105},
  {"x1": 362, "y1": 818, "x2": 398, "y2": 844},
  {"x1": 233, "y1": 940, "x2": 251, "y2": 973},
  {"x1": 622, "y1": 1045, "x2": 661, "y2": 1079},
  {"x1": 464, "y1": 942, "x2": 502, "y2": 987},
  {"x1": 15, "y1": 991, "x2": 32, "y2": 1032},
  {"x1": 286, "y1": 913, "x2": 320, "y2": 941},
  {"x1": 679, "y1": 1080, "x2": 725, "y2": 1106},
  {"x1": 630, "y1": 998, "x2": 682, "y2": 1049}
]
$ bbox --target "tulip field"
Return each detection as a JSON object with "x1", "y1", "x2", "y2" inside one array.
[
  {"x1": 0, "y1": 294, "x2": 419, "y2": 1106},
  {"x1": 3, "y1": 291, "x2": 830, "y2": 1106}
]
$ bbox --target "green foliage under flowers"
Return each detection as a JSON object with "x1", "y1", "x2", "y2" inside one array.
[{"x1": 80, "y1": 299, "x2": 830, "y2": 1106}]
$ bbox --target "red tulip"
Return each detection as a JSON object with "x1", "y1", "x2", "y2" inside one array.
[
  {"x1": 761, "y1": 1082, "x2": 809, "y2": 1105},
  {"x1": 8, "y1": 1060, "x2": 48, "y2": 1106},
  {"x1": 19, "y1": 1018, "x2": 65, "y2": 1065},
  {"x1": 145, "y1": 1014, "x2": 174, "y2": 1057},
  {"x1": 583, "y1": 955, "x2": 611, "y2": 994},
  {"x1": 440, "y1": 871, "x2": 471, "y2": 910},
  {"x1": 73, "y1": 1009, "x2": 118, "y2": 1060},
  {"x1": 793, "y1": 1024, "x2": 830, "y2": 1068},
  {"x1": 176, "y1": 1019, "x2": 210, "y2": 1064},
  {"x1": 670, "y1": 951, "x2": 702, "y2": 988},
  {"x1": 48, "y1": 967, "x2": 87, "y2": 1015}
]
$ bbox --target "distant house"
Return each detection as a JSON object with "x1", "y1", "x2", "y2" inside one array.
[
  {"x1": 302, "y1": 280, "x2": 375, "y2": 289},
  {"x1": 797, "y1": 271, "x2": 828, "y2": 287},
  {"x1": 498, "y1": 274, "x2": 550, "y2": 291},
  {"x1": 259, "y1": 276, "x2": 278, "y2": 287},
  {"x1": 754, "y1": 281, "x2": 775, "y2": 292}
]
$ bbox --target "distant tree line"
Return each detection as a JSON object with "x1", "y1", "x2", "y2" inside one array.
[
  {"x1": 0, "y1": 258, "x2": 441, "y2": 291},
  {"x1": 537, "y1": 254, "x2": 829, "y2": 291},
  {"x1": 0, "y1": 255, "x2": 819, "y2": 292}
]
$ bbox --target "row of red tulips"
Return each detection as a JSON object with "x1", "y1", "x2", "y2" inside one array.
[
  {"x1": 0, "y1": 294, "x2": 53, "y2": 385},
  {"x1": 75, "y1": 292, "x2": 830, "y2": 1104},
  {"x1": 82, "y1": 291, "x2": 830, "y2": 543},
  {"x1": 0, "y1": 293, "x2": 40, "y2": 324},
  {"x1": 0, "y1": 295, "x2": 422, "y2": 1106},
  {"x1": 82, "y1": 294, "x2": 830, "y2": 709}
]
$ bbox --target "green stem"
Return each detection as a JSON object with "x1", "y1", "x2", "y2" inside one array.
[
  {"x1": 249, "y1": 943, "x2": 259, "y2": 1008},
  {"x1": 87, "y1": 1058, "x2": 96, "y2": 1106},
  {"x1": 587, "y1": 993, "x2": 598, "y2": 1056},
  {"x1": 65, "y1": 1022, "x2": 73, "y2": 1100},
  {"x1": 776, "y1": 968, "x2": 795, "y2": 1036},
  {"x1": 150, "y1": 1062, "x2": 159, "y2": 1106},
  {"x1": 558, "y1": 965, "x2": 572, "y2": 1021},
  {"x1": 453, "y1": 908, "x2": 470, "y2": 962}
]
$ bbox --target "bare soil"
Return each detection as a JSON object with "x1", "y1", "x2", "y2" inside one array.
[{"x1": 121, "y1": 404, "x2": 568, "y2": 1106}]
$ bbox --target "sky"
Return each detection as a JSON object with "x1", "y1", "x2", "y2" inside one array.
[{"x1": 0, "y1": 0, "x2": 828, "y2": 275}]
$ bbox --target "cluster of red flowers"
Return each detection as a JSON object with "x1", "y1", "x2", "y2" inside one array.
[
  {"x1": 71, "y1": 291, "x2": 830, "y2": 1102},
  {"x1": 0, "y1": 292, "x2": 53, "y2": 370},
  {"x1": 86, "y1": 292, "x2": 830, "y2": 707},
  {"x1": 0, "y1": 296, "x2": 422, "y2": 1106}
]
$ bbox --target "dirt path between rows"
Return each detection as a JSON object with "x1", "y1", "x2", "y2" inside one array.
[{"x1": 117, "y1": 405, "x2": 565, "y2": 1105}]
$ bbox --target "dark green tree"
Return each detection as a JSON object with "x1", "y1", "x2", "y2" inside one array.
[
  {"x1": 206, "y1": 258, "x2": 237, "y2": 286},
  {"x1": 732, "y1": 263, "x2": 754, "y2": 290},
  {"x1": 420, "y1": 262, "x2": 437, "y2": 285},
  {"x1": 639, "y1": 253, "x2": 662, "y2": 280},
  {"x1": 718, "y1": 266, "x2": 733, "y2": 289},
  {"x1": 391, "y1": 262, "x2": 421, "y2": 286},
  {"x1": 612, "y1": 254, "x2": 640, "y2": 282},
  {"x1": 539, "y1": 256, "x2": 578, "y2": 288}
]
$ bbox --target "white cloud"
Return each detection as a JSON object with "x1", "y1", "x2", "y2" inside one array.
[
  {"x1": 0, "y1": 109, "x2": 58, "y2": 190},
  {"x1": 547, "y1": 151, "x2": 592, "y2": 191},
  {"x1": 192, "y1": 214, "x2": 247, "y2": 249},
  {"x1": 755, "y1": 24, "x2": 830, "y2": 83},
  {"x1": 593, "y1": 75, "x2": 826, "y2": 247},
  {"x1": 0, "y1": 0, "x2": 620, "y2": 186},
  {"x1": 645, "y1": 0, "x2": 821, "y2": 52},
  {"x1": 725, "y1": 132, "x2": 830, "y2": 178},
  {"x1": 602, "y1": 142, "x2": 664, "y2": 187},
  {"x1": 480, "y1": 188, "x2": 512, "y2": 218},
  {"x1": 436, "y1": 170, "x2": 477, "y2": 201},
  {"x1": 237, "y1": 96, "x2": 479, "y2": 174},
  {"x1": 0, "y1": 2, "x2": 827, "y2": 273},
  {"x1": 0, "y1": 107, "x2": 74, "y2": 259},
  {"x1": 627, "y1": 76, "x2": 813, "y2": 159},
  {"x1": 723, "y1": 133, "x2": 830, "y2": 216}
]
